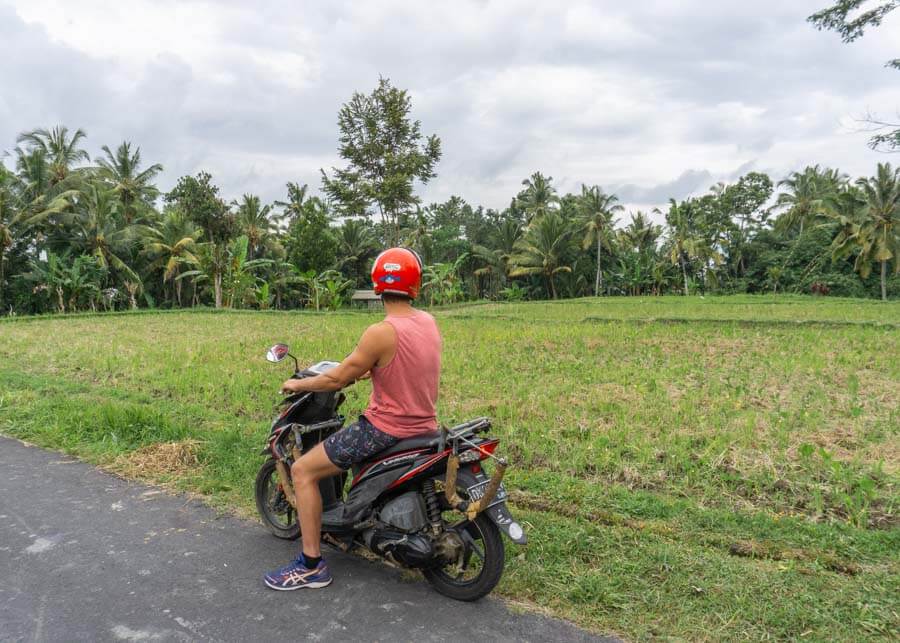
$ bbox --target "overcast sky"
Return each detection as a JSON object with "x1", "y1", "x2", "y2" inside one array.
[{"x1": 2, "y1": 0, "x2": 899, "y2": 218}]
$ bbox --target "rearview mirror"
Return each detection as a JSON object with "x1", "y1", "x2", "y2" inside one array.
[{"x1": 266, "y1": 343, "x2": 290, "y2": 363}]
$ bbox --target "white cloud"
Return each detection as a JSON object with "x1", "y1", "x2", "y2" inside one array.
[{"x1": 1, "y1": 0, "x2": 899, "y2": 215}]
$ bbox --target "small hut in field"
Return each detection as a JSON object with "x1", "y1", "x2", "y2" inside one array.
[{"x1": 351, "y1": 290, "x2": 382, "y2": 310}]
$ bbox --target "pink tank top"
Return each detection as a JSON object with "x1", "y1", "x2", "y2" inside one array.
[{"x1": 365, "y1": 310, "x2": 442, "y2": 439}]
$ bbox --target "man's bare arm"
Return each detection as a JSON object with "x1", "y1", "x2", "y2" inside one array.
[{"x1": 281, "y1": 323, "x2": 395, "y2": 394}]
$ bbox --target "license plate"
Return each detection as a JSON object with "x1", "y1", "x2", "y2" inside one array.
[{"x1": 466, "y1": 480, "x2": 508, "y2": 508}]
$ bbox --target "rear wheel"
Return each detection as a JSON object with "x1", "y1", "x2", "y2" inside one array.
[
  {"x1": 255, "y1": 458, "x2": 300, "y2": 540},
  {"x1": 423, "y1": 512, "x2": 505, "y2": 601}
]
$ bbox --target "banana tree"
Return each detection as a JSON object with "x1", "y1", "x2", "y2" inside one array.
[
  {"x1": 422, "y1": 253, "x2": 469, "y2": 306},
  {"x1": 223, "y1": 235, "x2": 272, "y2": 308}
]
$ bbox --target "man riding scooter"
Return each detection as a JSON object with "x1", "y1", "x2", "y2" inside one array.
[{"x1": 263, "y1": 247, "x2": 442, "y2": 590}]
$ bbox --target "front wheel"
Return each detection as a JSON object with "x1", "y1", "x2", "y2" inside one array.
[
  {"x1": 255, "y1": 458, "x2": 300, "y2": 540},
  {"x1": 423, "y1": 513, "x2": 505, "y2": 601}
]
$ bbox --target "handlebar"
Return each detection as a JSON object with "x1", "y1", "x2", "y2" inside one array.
[{"x1": 445, "y1": 417, "x2": 491, "y2": 437}]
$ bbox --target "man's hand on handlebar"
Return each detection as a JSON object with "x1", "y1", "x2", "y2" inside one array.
[{"x1": 281, "y1": 378, "x2": 306, "y2": 394}]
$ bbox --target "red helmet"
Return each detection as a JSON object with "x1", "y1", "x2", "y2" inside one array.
[{"x1": 371, "y1": 247, "x2": 422, "y2": 299}]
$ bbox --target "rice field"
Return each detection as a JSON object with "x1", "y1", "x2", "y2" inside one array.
[{"x1": 1, "y1": 295, "x2": 897, "y2": 640}]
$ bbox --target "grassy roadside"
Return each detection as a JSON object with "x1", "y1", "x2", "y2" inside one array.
[{"x1": 1, "y1": 297, "x2": 897, "y2": 640}]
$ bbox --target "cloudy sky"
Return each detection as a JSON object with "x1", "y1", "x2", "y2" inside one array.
[{"x1": 1, "y1": 0, "x2": 898, "y2": 218}]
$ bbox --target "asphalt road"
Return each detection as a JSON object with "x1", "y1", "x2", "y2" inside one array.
[{"x1": 0, "y1": 437, "x2": 612, "y2": 642}]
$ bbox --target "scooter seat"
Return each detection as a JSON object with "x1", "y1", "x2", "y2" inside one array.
[{"x1": 376, "y1": 431, "x2": 442, "y2": 458}]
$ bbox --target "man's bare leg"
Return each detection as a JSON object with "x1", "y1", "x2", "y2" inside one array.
[{"x1": 291, "y1": 442, "x2": 342, "y2": 559}]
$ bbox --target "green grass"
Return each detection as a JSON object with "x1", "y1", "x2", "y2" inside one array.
[{"x1": 1, "y1": 295, "x2": 897, "y2": 640}]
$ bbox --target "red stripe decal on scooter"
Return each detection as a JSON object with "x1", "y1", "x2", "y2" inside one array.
[
  {"x1": 385, "y1": 450, "x2": 452, "y2": 490},
  {"x1": 350, "y1": 449, "x2": 430, "y2": 487}
]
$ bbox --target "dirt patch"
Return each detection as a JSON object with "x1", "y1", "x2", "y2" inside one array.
[
  {"x1": 112, "y1": 440, "x2": 202, "y2": 480},
  {"x1": 508, "y1": 489, "x2": 671, "y2": 534},
  {"x1": 728, "y1": 539, "x2": 861, "y2": 576}
]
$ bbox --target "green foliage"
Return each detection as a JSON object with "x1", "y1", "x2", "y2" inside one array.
[
  {"x1": 808, "y1": 0, "x2": 898, "y2": 43},
  {"x1": 96, "y1": 141, "x2": 162, "y2": 223},
  {"x1": 295, "y1": 269, "x2": 354, "y2": 311},
  {"x1": 422, "y1": 254, "x2": 469, "y2": 306},
  {"x1": 2, "y1": 96, "x2": 900, "y2": 316},
  {"x1": 509, "y1": 211, "x2": 574, "y2": 299},
  {"x1": 165, "y1": 172, "x2": 234, "y2": 244},
  {"x1": 830, "y1": 163, "x2": 900, "y2": 300},
  {"x1": 321, "y1": 77, "x2": 442, "y2": 244},
  {"x1": 283, "y1": 195, "x2": 338, "y2": 273}
]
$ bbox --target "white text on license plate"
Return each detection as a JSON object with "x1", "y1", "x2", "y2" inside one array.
[{"x1": 466, "y1": 480, "x2": 508, "y2": 508}]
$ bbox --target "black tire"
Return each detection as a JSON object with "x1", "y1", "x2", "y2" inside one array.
[
  {"x1": 255, "y1": 458, "x2": 300, "y2": 540},
  {"x1": 422, "y1": 512, "x2": 505, "y2": 601}
]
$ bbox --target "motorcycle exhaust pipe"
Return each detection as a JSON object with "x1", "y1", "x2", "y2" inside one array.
[{"x1": 444, "y1": 454, "x2": 507, "y2": 521}]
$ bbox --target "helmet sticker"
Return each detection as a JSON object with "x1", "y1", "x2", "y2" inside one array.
[
  {"x1": 383, "y1": 262, "x2": 401, "y2": 272},
  {"x1": 378, "y1": 274, "x2": 401, "y2": 284}
]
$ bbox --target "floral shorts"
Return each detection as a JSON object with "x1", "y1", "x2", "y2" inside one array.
[{"x1": 322, "y1": 415, "x2": 399, "y2": 470}]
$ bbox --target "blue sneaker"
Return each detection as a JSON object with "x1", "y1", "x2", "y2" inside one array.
[{"x1": 264, "y1": 555, "x2": 333, "y2": 591}]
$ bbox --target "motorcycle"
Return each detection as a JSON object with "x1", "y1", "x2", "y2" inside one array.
[{"x1": 255, "y1": 343, "x2": 527, "y2": 601}]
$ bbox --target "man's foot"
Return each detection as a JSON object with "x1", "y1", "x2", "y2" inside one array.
[{"x1": 263, "y1": 554, "x2": 333, "y2": 591}]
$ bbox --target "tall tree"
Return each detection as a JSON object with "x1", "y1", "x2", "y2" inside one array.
[
  {"x1": 472, "y1": 219, "x2": 522, "y2": 297},
  {"x1": 335, "y1": 218, "x2": 377, "y2": 286},
  {"x1": 16, "y1": 126, "x2": 90, "y2": 185},
  {"x1": 663, "y1": 199, "x2": 703, "y2": 296},
  {"x1": 719, "y1": 172, "x2": 774, "y2": 279},
  {"x1": 274, "y1": 181, "x2": 311, "y2": 224},
  {"x1": 284, "y1": 199, "x2": 338, "y2": 274},
  {"x1": 164, "y1": 172, "x2": 234, "y2": 307},
  {"x1": 68, "y1": 183, "x2": 140, "y2": 285},
  {"x1": 577, "y1": 184, "x2": 622, "y2": 296},
  {"x1": 831, "y1": 163, "x2": 900, "y2": 300},
  {"x1": 143, "y1": 208, "x2": 202, "y2": 306},
  {"x1": 620, "y1": 211, "x2": 662, "y2": 252},
  {"x1": 809, "y1": 1, "x2": 899, "y2": 150},
  {"x1": 321, "y1": 77, "x2": 442, "y2": 244},
  {"x1": 96, "y1": 141, "x2": 163, "y2": 223},
  {"x1": 775, "y1": 166, "x2": 842, "y2": 235},
  {"x1": 517, "y1": 172, "x2": 559, "y2": 223},
  {"x1": 234, "y1": 193, "x2": 274, "y2": 259},
  {"x1": 509, "y1": 212, "x2": 573, "y2": 299}
]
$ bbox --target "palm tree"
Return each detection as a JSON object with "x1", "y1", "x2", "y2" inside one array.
[
  {"x1": 615, "y1": 211, "x2": 664, "y2": 296},
  {"x1": 96, "y1": 141, "x2": 163, "y2": 223},
  {"x1": 68, "y1": 183, "x2": 140, "y2": 284},
  {"x1": 16, "y1": 126, "x2": 90, "y2": 186},
  {"x1": 775, "y1": 165, "x2": 843, "y2": 235},
  {"x1": 143, "y1": 209, "x2": 202, "y2": 306},
  {"x1": 577, "y1": 185, "x2": 623, "y2": 296},
  {"x1": 472, "y1": 219, "x2": 522, "y2": 298},
  {"x1": 178, "y1": 243, "x2": 226, "y2": 308},
  {"x1": 336, "y1": 219, "x2": 377, "y2": 285},
  {"x1": 831, "y1": 163, "x2": 900, "y2": 301},
  {"x1": 402, "y1": 207, "x2": 433, "y2": 262},
  {"x1": 274, "y1": 182, "x2": 310, "y2": 225},
  {"x1": 235, "y1": 194, "x2": 275, "y2": 259},
  {"x1": 509, "y1": 212, "x2": 573, "y2": 299},
  {"x1": 620, "y1": 211, "x2": 661, "y2": 253},
  {"x1": 265, "y1": 259, "x2": 302, "y2": 309},
  {"x1": 14, "y1": 147, "x2": 54, "y2": 203},
  {"x1": 1, "y1": 156, "x2": 80, "y2": 307},
  {"x1": 517, "y1": 172, "x2": 558, "y2": 223},
  {"x1": 663, "y1": 199, "x2": 697, "y2": 296}
]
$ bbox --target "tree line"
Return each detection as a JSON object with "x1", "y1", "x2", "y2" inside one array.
[{"x1": 1, "y1": 82, "x2": 899, "y2": 315}]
